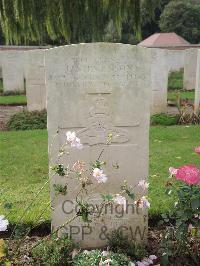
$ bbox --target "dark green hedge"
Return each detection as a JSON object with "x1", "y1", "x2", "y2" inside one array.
[
  {"x1": 7, "y1": 110, "x2": 47, "y2": 130},
  {"x1": 151, "y1": 113, "x2": 180, "y2": 126}
]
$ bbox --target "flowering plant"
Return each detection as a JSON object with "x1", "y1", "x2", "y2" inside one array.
[
  {"x1": 160, "y1": 147, "x2": 200, "y2": 264},
  {"x1": 167, "y1": 164, "x2": 200, "y2": 232},
  {"x1": 51, "y1": 131, "x2": 150, "y2": 232}
]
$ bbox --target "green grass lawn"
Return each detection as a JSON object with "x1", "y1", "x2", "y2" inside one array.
[
  {"x1": 0, "y1": 126, "x2": 200, "y2": 226},
  {"x1": 0, "y1": 130, "x2": 49, "y2": 225},
  {"x1": 0, "y1": 94, "x2": 27, "y2": 105},
  {"x1": 167, "y1": 90, "x2": 195, "y2": 102}
]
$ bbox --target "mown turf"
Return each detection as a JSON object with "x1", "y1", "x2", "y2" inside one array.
[
  {"x1": 0, "y1": 95, "x2": 27, "y2": 105},
  {"x1": 0, "y1": 130, "x2": 49, "y2": 225},
  {"x1": 167, "y1": 90, "x2": 195, "y2": 101},
  {"x1": 0, "y1": 126, "x2": 200, "y2": 225}
]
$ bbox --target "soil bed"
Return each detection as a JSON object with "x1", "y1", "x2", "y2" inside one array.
[{"x1": 2, "y1": 227, "x2": 199, "y2": 266}]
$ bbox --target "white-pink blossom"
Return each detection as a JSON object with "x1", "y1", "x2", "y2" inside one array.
[
  {"x1": 138, "y1": 180, "x2": 149, "y2": 190},
  {"x1": 66, "y1": 131, "x2": 83, "y2": 149},
  {"x1": 102, "y1": 259, "x2": 112, "y2": 265},
  {"x1": 136, "y1": 261, "x2": 148, "y2": 266},
  {"x1": 83, "y1": 250, "x2": 90, "y2": 254},
  {"x1": 141, "y1": 260, "x2": 150, "y2": 266},
  {"x1": 188, "y1": 223, "x2": 194, "y2": 230},
  {"x1": 114, "y1": 194, "x2": 126, "y2": 210},
  {"x1": 135, "y1": 196, "x2": 150, "y2": 209},
  {"x1": 0, "y1": 215, "x2": 9, "y2": 231},
  {"x1": 101, "y1": 251, "x2": 109, "y2": 257},
  {"x1": 144, "y1": 258, "x2": 153, "y2": 265},
  {"x1": 92, "y1": 168, "x2": 107, "y2": 183},
  {"x1": 66, "y1": 131, "x2": 76, "y2": 142},
  {"x1": 149, "y1": 255, "x2": 157, "y2": 260},
  {"x1": 71, "y1": 249, "x2": 80, "y2": 258},
  {"x1": 169, "y1": 167, "x2": 178, "y2": 176}
]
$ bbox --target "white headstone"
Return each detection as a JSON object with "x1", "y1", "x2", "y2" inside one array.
[
  {"x1": 25, "y1": 50, "x2": 46, "y2": 111},
  {"x1": 195, "y1": 49, "x2": 200, "y2": 113},
  {"x1": 150, "y1": 49, "x2": 185, "y2": 114},
  {"x1": 2, "y1": 51, "x2": 25, "y2": 92},
  {"x1": 150, "y1": 49, "x2": 168, "y2": 114},
  {"x1": 184, "y1": 48, "x2": 198, "y2": 91},
  {"x1": 165, "y1": 50, "x2": 185, "y2": 72},
  {"x1": 46, "y1": 43, "x2": 151, "y2": 248}
]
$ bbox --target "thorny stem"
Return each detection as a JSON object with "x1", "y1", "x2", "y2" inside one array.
[
  {"x1": 9, "y1": 178, "x2": 51, "y2": 241},
  {"x1": 10, "y1": 129, "x2": 60, "y2": 240},
  {"x1": 98, "y1": 148, "x2": 105, "y2": 161},
  {"x1": 14, "y1": 196, "x2": 56, "y2": 252},
  {"x1": 54, "y1": 214, "x2": 78, "y2": 235}
]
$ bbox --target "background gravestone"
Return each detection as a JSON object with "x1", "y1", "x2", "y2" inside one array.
[
  {"x1": 46, "y1": 43, "x2": 151, "y2": 248},
  {"x1": 184, "y1": 49, "x2": 198, "y2": 91},
  {"x1": 150, "y1": 48, "x2": 168, "y2": 114},
  {"x1": 150, "y1": 49, "x2": 185, "y2": 114},
  {"x1": 25, "y1": 50, "x2": 46, "y2": 111},
  {"x1": 2, "y1": 51, "x2": 25, "y2": 92}
]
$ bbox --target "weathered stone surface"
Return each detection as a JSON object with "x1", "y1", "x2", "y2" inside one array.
[
  {"x1": 184, "y1": 49, "x2": 198, "y2": 91},
  {"x1": 150, "y1": 49, "x2": 168, "y2": 114},
  {"x1": 46, "y1": 43, "x2": 151, "y2": 248},
  {"x1": 150, "y1": 49, "x2": 185, "y2": 114},
  {"x1": 1, "y1": 51, "x2": 25, "y2": 92},
  {"x1": 165, "y1": 49, "x2": 185, "y2": 72},
  {"x1": 25, "y1": 50, "x2": 46, "y2": 111},
  {"x1": 195, "y1": 49, "x2": 200, "y2": 113}
]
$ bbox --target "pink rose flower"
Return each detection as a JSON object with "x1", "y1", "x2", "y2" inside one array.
[
  {"x1": 176, "y1": 165, "x2": 200, "y2": 185},
  {"x1": 194, "y1": 146, "x2": 200, "y2": 154}
]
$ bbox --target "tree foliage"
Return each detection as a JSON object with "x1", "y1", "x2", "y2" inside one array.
[
  {"x1": 0, "y1": 0, "x2": 159, "y2": 45},
  {"x1": 159, "y1": 0, "x2": 200, "y2": 44},
  {"x1": 141, "y1": 0, "x2": 171, "y2": 39}
]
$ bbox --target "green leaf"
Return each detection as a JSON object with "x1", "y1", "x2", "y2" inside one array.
[
  {"x1": 161, "y1": 253, "x2": 169, "y2": 266},
  {"x1": 125, "y1": 190, "x2": 135, "y2": 200},
  {"x1": 53, "y1": 184, "x2": 67, "y2": 196},
  {"x1": 52, "y1": 164, "x2": 65, "y2": 176},
  {"x1": 165, "y1": 188, "x2": 172, "y2": 196},
  {"x1": 4, "y1": 203, "x2": 12, "y2": 209},
  {"x1": 101, "y1": 194, "x2": 114, "y2": 202},
  {"x1": 191, "y1": 198, "x2": 200, "y2": 210}
]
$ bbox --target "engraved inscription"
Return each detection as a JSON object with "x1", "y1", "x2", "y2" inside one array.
[{"x1": 78, "y1": 93, "x2": 129, "y2": 145}]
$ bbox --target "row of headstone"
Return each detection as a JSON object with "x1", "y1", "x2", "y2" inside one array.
[
  {"x1": 0, "y1": 49, "x2": 46, "y2": 111},
  {"x1": 0, "y1": 47, "x2": 200, "y2": 114}
]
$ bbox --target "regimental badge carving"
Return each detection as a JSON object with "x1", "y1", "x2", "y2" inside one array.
[{"x1": 78, "y1": 93, "x2": 129, "y2": 145}]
